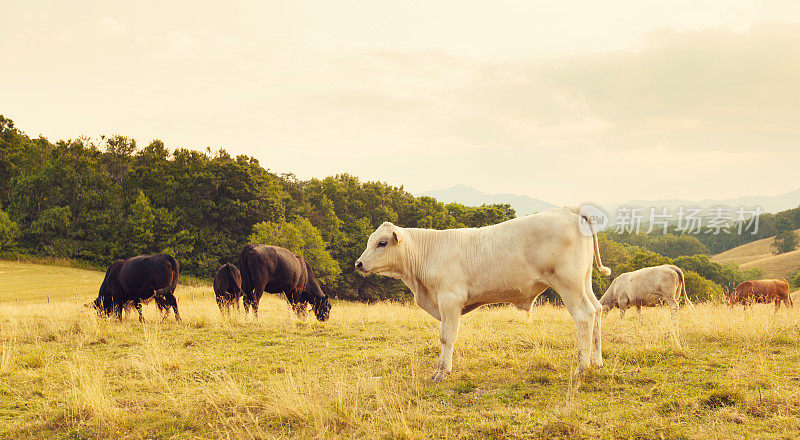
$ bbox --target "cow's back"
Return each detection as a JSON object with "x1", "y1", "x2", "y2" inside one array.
[
  {"x1": 242, "y1": 245, "x2": 305, "y2": 293},
  {"x1": 117, "y1": 254, "x2": 176, "y2": 300},
  {"x1": 403, "y1": 208, "x2": 595, "y2": 308},
  {"x1": 214, "y1": 263, "x2": 242, "y2": 294},
  {"x1": 615, "y1": 265, "x2": 680, "y2": 305}
]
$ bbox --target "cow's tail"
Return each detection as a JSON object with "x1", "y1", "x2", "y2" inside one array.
[
  {"x1": 157, "y1": 255, "x2": 180, "y2": 296},
  {"x1": 239, "y1": 244, "x2": 255, "y2": 296},
  {"x1": 783, "y1": 279, "x2": 793, "y2": 307},
  {"x1": 226, "y1": 263, "x2": 244, "y2": 296},
  {"x1": 672, "y1": 265, "x2": 695, "y2": 310},
  {"x1": 580, "y1": 214, "x2": 611, "y2": 276}
]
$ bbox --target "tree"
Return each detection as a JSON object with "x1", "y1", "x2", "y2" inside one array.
[
  {"x1": 773, "y1": 226, "x2": 798, "y2": 254},
  {"x1": 0, "y1": 208, "x2": 19, "y2": 252},
  {"x1": 117, "y1": 191, "x2": 155, "y2": 257},
  {"x1": 683, "y1": 271, "x2": 724, "y2": 303},
  {"x1": 616, "y1": 250, "x2": 672, "y2": 275},
  {"x1": 790, "y1": 270, "x2": 800, "y2": 289},
  {"x1": 28, "y1": 206, "x2": 73, "y2": 255}
]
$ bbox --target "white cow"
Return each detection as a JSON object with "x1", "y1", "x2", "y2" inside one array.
[
  {"x1": 599, "y1": 264, "x2": 694, "y2": 319},
  {"x1": 355, "y1": 206, "x2": 611, "y2": 381}
]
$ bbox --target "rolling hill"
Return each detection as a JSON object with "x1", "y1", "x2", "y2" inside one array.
[
  {"x1": 420, "y1": 185, "x2": 800, "y2": 218},
  {"x1": 711, "y1": 229, "x2": 800, "y2": 279}
]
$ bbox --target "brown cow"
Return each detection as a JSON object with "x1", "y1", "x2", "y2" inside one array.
[{"x1": 728, "y1": 279, "x2": 792, "y2": 311}]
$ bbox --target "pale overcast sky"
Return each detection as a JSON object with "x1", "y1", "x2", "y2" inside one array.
[{"x1": 2, "y1": 1, "x2": 799, "y2": 205}]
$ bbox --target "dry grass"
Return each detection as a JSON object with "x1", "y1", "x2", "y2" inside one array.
[
  {"x1": 2, "y1": 264, "x2": 800, "y2": 439},
  {"x1": 0, "y1": 260, "x2": 107, "y2": 303},
  {"x1": 712, "y1": 229, "x2": 800, "y2": 279}
]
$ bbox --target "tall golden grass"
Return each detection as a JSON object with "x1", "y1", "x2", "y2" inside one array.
[{"x1": 2, "y1": 285, "x2": 800, "y2": 438}]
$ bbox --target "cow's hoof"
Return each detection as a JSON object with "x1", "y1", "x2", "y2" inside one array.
[
  {"x1": 431, "y1": 370, "x2": 450, "y2": 382},
  {"x1": 591, "y1": 358, "x2": 603, "y2": 369},
  {"x1": 574, "y1": 364, "x2": 590, "y2": 376}
]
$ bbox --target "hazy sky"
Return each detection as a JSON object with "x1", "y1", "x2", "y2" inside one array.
[{"x1": 2, "y1": 1, "x2": 799, "y2": 205}]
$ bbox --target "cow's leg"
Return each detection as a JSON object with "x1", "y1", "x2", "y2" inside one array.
[
  {"x1": 636, "y1": 305, "x2": 643, "y2": 321},
  {"x1": 293, "y1": 301, "x2": 308, "y2": 320},
  {"x1": 553, "y1": 279, "x2": 596, "y2": 375},
  {"x1": 667, "y1": 299, "x2": 678, "y2": 320},
  {"x1": 432, "y1": 297, "x2": 462, "y2": 382},
  {"x1": 584, "y1": 271, "x2": 603, "y2": 368},
  {"x1": 252, "y1": 291, "x2": 263, "y2": 319},
  {"x1": 774, "y1": 298, "x2": 781, "y2": 313},
  {"x1": 136, "y1": 301, "x2": 145, "y2": 323},
  {"x1": 163, "y1": 294, "x2": 180, "y2": 322},
  {"x1": 242, "y1": 295, "x2": 251, "y2": 316}
]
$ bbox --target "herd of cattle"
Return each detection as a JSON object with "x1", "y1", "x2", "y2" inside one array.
[
  {"x1": 89, "y1": 207, "x2": 795, "y2": 380},
  {"x1": 91, "y1": 244, "x2": 331, "y2": 323}
]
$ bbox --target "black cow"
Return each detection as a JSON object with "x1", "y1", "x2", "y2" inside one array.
[
  {"x1": 93, "y1": 254, "x2": 181, "y2": 322},
  {"x1": 213, "y1": 263, "x2": 244, "y2": 316},
  {"x1": 239, "y1": 244, "x2": 331, "y2": 321}
]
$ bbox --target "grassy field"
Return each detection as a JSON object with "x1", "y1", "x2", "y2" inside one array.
[
  {"x1": 2, "y1": 263, "x2": 800, "y2": 439},
  {"x1": 712, "y1": 229, "x2": 800, "y2": 279}
]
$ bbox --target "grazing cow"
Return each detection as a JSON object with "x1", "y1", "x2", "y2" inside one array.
[
  {"x1": 213, "y1": 263, "x2": 244, "y2": 315},
  {"x1": 729, "y1": 279, "x2": 792, "y2": 310},
  {"x1": 599, "y1": 264, "x2": 694, "y2": 319},
  {"x1": 355, "y1": 206, "x2": 611, "y2": 380},
  {"x1": 239, "y1": 244, "x2": 331, "y2": 321},
  {"x1": 92, "y1": 254, "x2": 181, "y2": 322}
]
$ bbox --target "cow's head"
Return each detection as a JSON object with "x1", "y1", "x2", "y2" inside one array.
[
  {"x1": 599, "y1": 298, "x2": 616, "y2": 315},
  {"x1": 298, "y1": 259, "x2": 331, "y2": 322},
  {"x1": 355, "y1": 222, "x2": 406, "y2": 279},
  {"x1": 598, "y1": 284, "x2": 616, "y2": 315},
  {"x1": 86, "y1": 296, "x2": 103, "y2": 311},
  {"x1": 312, "y1": 295, "x2": 332, "y2": 322}
]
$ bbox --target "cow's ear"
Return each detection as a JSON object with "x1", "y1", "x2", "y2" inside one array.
[{"x1": 392, "y1": 230, "x2": 402, "y2": 245}]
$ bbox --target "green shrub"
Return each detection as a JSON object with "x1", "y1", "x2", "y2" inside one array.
[{"x1": 683, "y1": 270, "x2": 724, "y2": 303}]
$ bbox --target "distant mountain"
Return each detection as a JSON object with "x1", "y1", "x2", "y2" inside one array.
[
  {"x1": 618, "y1": 187, "x2": 800, "y2": 214},
  {"x1": 419, "y1": 185, "x2": 557, "y2": 216},
  {"x1": 419, "y1": 185, "x2": 800, "y2": 218}
]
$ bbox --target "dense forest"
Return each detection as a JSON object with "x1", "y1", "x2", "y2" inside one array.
[{"x1": 0, "y1": 115, "x2": 792, "y2": 302}]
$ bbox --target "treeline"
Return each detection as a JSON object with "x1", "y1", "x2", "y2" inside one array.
[
  {"x1": 0, "y1": 115, "x2": 514, "y2": 301},
  {"x1": 0, "y1": 115, "x2": 774, "y2": 302}
]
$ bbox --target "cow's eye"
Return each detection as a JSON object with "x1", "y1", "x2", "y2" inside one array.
[{"x1": 377, "y1": 240, "x2": 388, "y2": 248}]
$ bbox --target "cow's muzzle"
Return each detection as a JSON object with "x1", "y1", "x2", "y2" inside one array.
[{"x1": 354, "y1": 260, "x2": 370, "y2": 276}]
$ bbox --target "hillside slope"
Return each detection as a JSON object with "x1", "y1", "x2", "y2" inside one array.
[
  {"x1": 0, "y1": 261, "x2": 106, "y2": 302},
  {"x1": 712, "y1": 229, "x2": 800, "y2": 279}
]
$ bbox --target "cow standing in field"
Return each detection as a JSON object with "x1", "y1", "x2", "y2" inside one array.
[
  {"x1": 599, "y1": 264, "x2": 694, "y2": 319},
  {"x1": 729, "y1": 279, "x2": 792, "y2": 311},
  {"x1": 355, "y1": 206, "x2": 611, "y2": 381},
  {"x1": 92, "y1": 254, "x2": 181, "y2": 322},
  {"x1": 239, "y1": 244, "x2": 331, "y2": 321},
  {"x1": 213, "y1": 263, "x2": 244, "y2": 316}
]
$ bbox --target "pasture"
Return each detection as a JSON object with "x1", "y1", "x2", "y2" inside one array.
[{"x1": 2, "y1": 263, "x2": 800, "y2": 439}]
